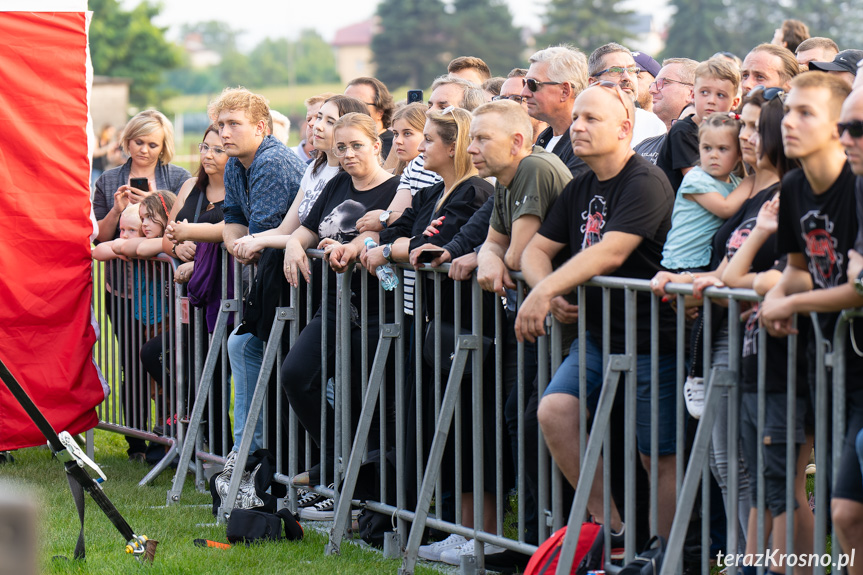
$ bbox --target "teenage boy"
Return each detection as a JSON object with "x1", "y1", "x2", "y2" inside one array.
[
  {"x1": 516, "y1": 83, "x2": 677, "y2": 538},
  {"x1": 656, "y1": 57, "x2": 741, "y2": 191},
  {"x1": 760, "y1": 73, "x2": 862, "y2": 572},
  {"x1": 214, "y1": 87, "x2": 304, "y2": 476}
]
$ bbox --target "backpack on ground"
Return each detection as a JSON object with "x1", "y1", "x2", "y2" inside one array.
[
  {"x1": 617, "y1": 536, "x2": 666, "y2": 575},
  {"x1": 524, "y1": 521, "x2": 604, "y2": 575},
  {"x1": 226, "y1": 508, "x2": 303, "y2": 544}
]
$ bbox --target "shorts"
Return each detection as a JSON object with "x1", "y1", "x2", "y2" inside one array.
[
  {"x1": 740, "y1": 392, "x2": 808, "y2": 515},
  {"x1": 833, "y1": 388, "x2": 863, "y2": 503},
  {"x1": 543, "y1": 333, "x2": 677, "y2": 456}
]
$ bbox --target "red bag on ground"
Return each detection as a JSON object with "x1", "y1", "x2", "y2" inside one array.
[{"x1": 524, "y1": 522, "x2": 604, "y2": 575}]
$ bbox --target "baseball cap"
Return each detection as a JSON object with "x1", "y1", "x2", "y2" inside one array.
[
  {"x1": 809, "y1": 49, "x2": 863, "y2": 74},
  {"x1": 632, "y1": 51, "x2": 661, "y2": 78}
]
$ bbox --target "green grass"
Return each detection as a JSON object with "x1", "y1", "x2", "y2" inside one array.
[
  {"x1": 0, "y1": 430, "x2": 439, "y2": 574},
  {"x1": 164, "y1": 83, "x2": 346, "y2": 116}
]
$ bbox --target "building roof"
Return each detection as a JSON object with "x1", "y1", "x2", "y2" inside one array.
[{"x1": 332, "y1": 18, "x2": 375, "y2": 47}]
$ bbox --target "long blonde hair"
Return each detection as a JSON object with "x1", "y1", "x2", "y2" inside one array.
[
  {"x1": 383, "y1": 103, "x2": 428, "y2": 175},
  {"x1": 426, "y1": 107, "x2": 476, "y2": 211}
]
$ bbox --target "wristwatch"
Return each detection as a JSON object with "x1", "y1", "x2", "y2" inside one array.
[
  {"x1": 854, "y1": 269, "x2": 863, "y2": 297},
  {"x1": 379, "y1": 210, "x2": 392, "y2": 229},
  {"x1": 382, "y1": 243, "x2": 394, "y2": 263}
]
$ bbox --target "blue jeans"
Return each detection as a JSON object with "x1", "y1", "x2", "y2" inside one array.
[
  {"x1": 544, "y1": 333, "x2": 677, "y2": 455},
  {"x1": 227, "y1": 327, "x2": 264, "y2": 452}
]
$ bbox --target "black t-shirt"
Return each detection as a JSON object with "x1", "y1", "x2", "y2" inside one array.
[
  {"x1": 535, "y1": 126, "x2": 590, "y2": 178},
  {"x1": 633, "y1": 134, "x2": 666, "y2": 166},
  {"x1": 380, "y1": 130, "x2": 394, "y2": 159},
  {"x1": 656, "y1": 116, "x2": 699, "y2": 191},
  {"x1": 303, "y1": 171, "x2": 399, "y2": 307},
  {"x1": 538, "y1": 154, "x2": 676, "y2": 353},
  {"x1": 177, "y1": 183, "x2": 224, "y2": 225},
  {"x1": 776, "y1": 162, "x2": 863, "y2": 391},
  {"x1": 711, "y1": 183, "x2": 780, "y2": 270}
]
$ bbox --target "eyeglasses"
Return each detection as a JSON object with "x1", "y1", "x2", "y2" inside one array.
[
  {"x1": 523, "y1": 78, "x2": 563, "y2": 92},
  {"x1": 332, "y1": 142, "x2": 368, "y2": 157},
  {"x1": 649, "y1": 77, "x2": 693, "y2": 91},
  {"x1": 838, "y1": 120, "x2": 863, "y2": 139},
  {"x1": 746, "y1": 85, "x2": 786, "y2": 101},
  {"x1": 588, "y1": 80, "x2": 630, "y2": 120},
  {"x1": 593, "y1": 66, "x2": 641, "y2": 78},
  {"x1": 198, "y1": 143, "x2": 226, "y2": 156},
  {"x1": 492, "y1": 94, "x2": 527, "y2": 104}
]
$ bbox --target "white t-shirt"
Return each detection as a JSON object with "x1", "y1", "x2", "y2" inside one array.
[
  {"x1": 632, "y1": 108, "x2": 667, "y2": 149},
  {"x1": 298, "y1": 163, "x2": 340, "y2": 224},
  {"x1": 544, "y1": 134, "x2": 563, "y2": 153}
]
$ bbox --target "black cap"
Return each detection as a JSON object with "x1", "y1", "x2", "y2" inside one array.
[{"x1": 809, "y1": 49, "x2": 863, "y2": 74}]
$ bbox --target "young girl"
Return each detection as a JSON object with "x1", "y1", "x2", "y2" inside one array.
[{"x1": 661, "y1": 113, "x2": 751, "y2": 271}]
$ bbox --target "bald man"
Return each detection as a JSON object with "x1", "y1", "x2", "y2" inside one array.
[{"x1": 516, "y1": 83, "x2": 678, "y2": 540}]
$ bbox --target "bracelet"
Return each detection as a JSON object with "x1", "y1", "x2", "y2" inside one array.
[
  {"x1": 171, "y1": 244, "x2": 177, "y2": 255},
  {"x1": 682, "y1": 271, "x2": 696, "y2": 282}
]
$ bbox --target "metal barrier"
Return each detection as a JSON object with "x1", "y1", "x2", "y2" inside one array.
[{"x1": 144, "y1": 247, "x2": 855, "y2": 574}]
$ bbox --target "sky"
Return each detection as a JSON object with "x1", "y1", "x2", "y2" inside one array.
[{"x1": 120, "y1": 0, "x2": 549, "y2": 49}]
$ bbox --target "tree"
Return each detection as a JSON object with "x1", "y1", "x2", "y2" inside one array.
[
  {"x1": 537, "y1": 0, "x2": 634, "y2": 54},
  {"x1": 447, "y1": 0, "x2": 524, "y2": 78},
  {"x1": 660, "y1": 0, "x2": 737, "y2": 60},
  {"x1": 291, "y1": 30, "x2": 340, "y2": 85},
  {"x1": 372, "y1": 0, "x2": 449, "y2": 89},
  {"x1": 88, "y1": 0, "x2": 181, "y2": 107},
  {"x1": 179, "y1": 21, "x2": 239, "y2": 56}
]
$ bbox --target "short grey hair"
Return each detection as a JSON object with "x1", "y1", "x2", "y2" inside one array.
[
  {"x1": 660, "y1": 58, "x2": 699, "y2": 84},
  {"x1": 430, "y1": 74, "x2": 486, "y2": 111},
  {"x1": 529, "y1": 45, "x2": 589, "y2": 97},
  {"x1": 588, "y1": 42, "x2": 633, "y2": 77}
]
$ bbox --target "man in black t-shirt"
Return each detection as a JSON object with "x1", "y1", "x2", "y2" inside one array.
[
  {"x1": 516, "y1": 83, "x2": 677, "y2": 538},
  {"x1": 761, "y1": 73, "x2": 863, "y2": 565}
]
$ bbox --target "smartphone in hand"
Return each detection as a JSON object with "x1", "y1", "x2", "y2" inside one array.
[
  {"x1": 417, "y1": 248, "x2": 444, "y2": 263},
  {"x1": 129, "y1": 177, "x2": 149, "y2": 192}
]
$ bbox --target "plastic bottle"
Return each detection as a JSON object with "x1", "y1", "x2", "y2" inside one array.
[{"x1": 363, "y1": 237, "x2": 399, "y2": 291}]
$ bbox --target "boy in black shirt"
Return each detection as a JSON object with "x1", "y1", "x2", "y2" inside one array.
[
  {"x1": 516, "y1": 83, "x2": 677, "y2": 538},
  {"x1": 761, "y1": 73, "x2": 863, "y2": 568}
]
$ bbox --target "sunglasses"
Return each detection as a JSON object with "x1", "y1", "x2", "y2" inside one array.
[
  {"x1": 650, "y1": 77, "x2": 693, "y2": 91},
  {"x1": 838, "y1": 120, "x2": 863, "y2": 139},
  {"x1": 522, "y1": 78, "x2": 562, "y2": 92},
  {"x1": 588, "y1": 80, "x2": 630, "y2": 120},
  {"x1": 746, "y1": 85, "x2": 786, "y2": 101}
]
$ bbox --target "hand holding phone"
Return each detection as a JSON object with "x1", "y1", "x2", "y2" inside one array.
[
  {"x1": 417, "y1": 248, "x2": 445, "y2": 263},
  {"x1": 129, "y1": 177, "x2": 149, "y2": 192}
]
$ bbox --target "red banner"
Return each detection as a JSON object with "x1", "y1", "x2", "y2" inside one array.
[{"x1": 0, "y1": 11, "x2": 102, "y2": 450}]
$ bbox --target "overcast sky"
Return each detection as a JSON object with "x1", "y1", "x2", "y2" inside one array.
[{"x1": 120, "y1": 0, "x2": 547, "y2": 49}]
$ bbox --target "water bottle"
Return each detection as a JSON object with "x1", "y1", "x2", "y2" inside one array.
[{"x1": 364, "y1": 237, "x2": 399, "y2": 291}]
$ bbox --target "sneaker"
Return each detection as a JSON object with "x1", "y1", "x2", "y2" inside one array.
[
  {"x1": 609, "y1": 524, "x2": 625, "y2": 561},
  {"x1": 298, "y1": 497, "x2": 361, "y2": 521},
  {"x1": 296, "y1": 483, "x2": 331, "y2": 508},
  {"x1": 684, "y1": 376, "x2": 705, "y2": 419},
  {"x1": 418, "y1": 534, "x2": 467, "y2": 562},
  {"x1": 440, "y1": 539, "x2": 508, "y2": 566}
]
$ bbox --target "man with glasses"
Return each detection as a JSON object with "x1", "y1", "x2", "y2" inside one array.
[
  {"x1": 587, "y1": 43, "x2": 667, "y2": 147},
  {"x1": 760, "y1": 73, "x2": 863, "y2": 571},
  {"x1": 516, "y1": 82, "x2": 678, "y2": 543},
  {"x1": 493, "y1": 68, "x2": 548, "y2": 141},
  {"x1": 520, "y1": 46, "x2": 590, "y2": 175},
  {"x1": 428, "y1": 74, "x2": 486, "y2": 112},
  {"x1": 345, "y1": 77, "x2": 395, "y2": 156},
  {"x1": 634, "y1": 58, "x2": 698, "y2": 165}
]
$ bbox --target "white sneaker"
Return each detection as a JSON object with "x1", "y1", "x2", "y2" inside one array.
[
  {"x1": 684, "y1": 376, "x2": 705, "y2": 419},
  {"x1": 418, "y1": 534, "x2": 467, "y2": 562},
  {"x1": 440, "y1": 538, "x2": 508, "y2": 565}
]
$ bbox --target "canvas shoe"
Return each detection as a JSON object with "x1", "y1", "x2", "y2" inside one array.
[
  {"x1": 440, "y1": 538, "x2": 508, "y2": 566},
  {"x1": 417, "y1": 533, "x2": 467, "y2": 562},
  {"x1": 296, "y1": 483, "x2": 331, "y2": 509},
  {"x1": 298, "y1": 496, "x2": 361, "y2": 521},
  {"x1": 683, "y1": 377, "x2": 705, "y2": 419}
]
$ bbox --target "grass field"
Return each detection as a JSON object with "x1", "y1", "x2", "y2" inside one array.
[
  {"x1": 0, "y1": 430, "x2": 441, "y2": 575},
  {"x1": 164, "y1": 83, "x2": 347, "y2": 116}
]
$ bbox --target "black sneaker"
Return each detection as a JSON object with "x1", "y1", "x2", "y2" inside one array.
[
  {"x1": 483, "y1": 548, "x2": 530, "y2": 574},
  {"x1": 609, "y1": 524, "x2": 625, "y2": 561}
]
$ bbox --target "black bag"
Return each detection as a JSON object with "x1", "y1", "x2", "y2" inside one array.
[
  {"x1": 356, "y1": 508, "x2": 392, "y2": 549},
  {"x1": 617, "y1": 536, "x2": 666, "y2": 575},
  {"x1": 210, "y1": 449, "x2": 285, "y2": 517},
  {"x1": 422, "y1": 320, "x2": 493, "y2": 375},
  {"x1": 351, "y1": 449, "x2": 398, "y2": 548},
  {"x1": 226, "y1": 508, "x2": 303, "y2": 544}
]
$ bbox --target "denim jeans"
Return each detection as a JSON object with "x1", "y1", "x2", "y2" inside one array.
[{"x1": 227, "y1": 327, "x2": 264, "y2": 452}]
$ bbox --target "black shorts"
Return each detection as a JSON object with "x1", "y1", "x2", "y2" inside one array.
[{"x1": 832, "y1": 389, "x2": 863, "y2": 504}]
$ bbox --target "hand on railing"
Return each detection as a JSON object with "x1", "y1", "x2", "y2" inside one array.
[
  {"x1": 360, "y1": 244, "x2": 387, "y2": 276},
  {"x1": 649, "y1": 271, "x2": 683, "y2": 298},
  {"x1": 448, "y1": 252, "x2": 478, "y2": 281},
  {"x1": 476, "y1": 254, "x2": 515, "y2": 296},
  {"x1": 848, "y1": 249, "x2": 863, "y2": 283},
  {"x1": 692, "y1": 275, "x2": 724, "y2": 299},
  {"x1": 324, "y1": 239, "x2": 359, "y2": 273},
  {"x1": 173, "y1": 241, "x2": 196, "y2": 263},
  {"x1": 284, "y1": 237, "x2": 311, "y2": 287},
  {"x1": 409, "y1": 244, "x2": 451, "y2": 269},
  {"x1": 232, "y1": 234, "x2": 266, "y2": 262},
  {"x1": 550, "y1": 296, "x2": 579, "y2": 324},
  {"x1": 759, "y1": 294, "x2": 799, "y2": 337},
  {"x1": 174, "y1": 262, "x2": 194, "y2": 284},
  {"x1": 514, "y1": 286, "x2": 552, "y2": 343}
]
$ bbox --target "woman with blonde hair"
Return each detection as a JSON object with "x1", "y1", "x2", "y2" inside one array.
[{"x1": 93, "y1": 109, "x2": 190, "y2": 242}]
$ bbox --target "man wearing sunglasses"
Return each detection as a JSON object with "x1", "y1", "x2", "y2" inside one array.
[
  {"x1": 761, "y1": 73, "x2": 863, "y2": 570},
  {"x1": 516, "y1": 83, "x2": 678, "y2": 542},
  {"x1": 587, "y1": 43, "x2": 667, "y2": 148},
  {"x1": 494, "y1": 68, "x2": 548, "y2": 142},
  {"x1": 520, "y1": 46, "x2": 590, "y2": 175}
]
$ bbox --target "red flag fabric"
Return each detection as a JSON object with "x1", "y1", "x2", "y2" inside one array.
[{"x1": 0, "y1": 11, "x2": 103, "y2": 450}]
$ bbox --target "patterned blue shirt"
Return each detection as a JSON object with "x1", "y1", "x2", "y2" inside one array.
[{"x1": 223, "y1": 135, "x2": 305, "y2": 233}]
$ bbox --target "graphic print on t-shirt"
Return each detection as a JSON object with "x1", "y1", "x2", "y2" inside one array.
[
  {"x1": 725, "y1": 216, "x2": 756, "y2": 259},
  {"x1": 800, "y1": 210, "x2": 843, "y2": 288},
  {"x1": 318, "y1": 199, "x2": 366, "y2": 244},
  {"x1": 581, "y1": 195, "x2": 607, "y2": 249}
]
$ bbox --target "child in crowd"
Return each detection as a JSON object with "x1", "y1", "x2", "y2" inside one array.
[
  {"x1": 92, "y1": 203, "x2": 143, "y2": 259},
  {"x1": 657, "y1": 57, "x2": 741, "y2": 191},
  {"x1": 661, "y1": 113, "x2": 749, "y2": 271}
]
